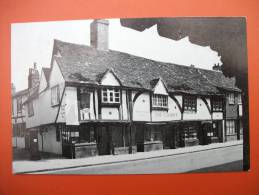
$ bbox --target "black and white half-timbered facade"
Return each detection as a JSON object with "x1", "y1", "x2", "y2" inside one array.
[{"x1": 14, "y1": 19, "x2": 243, "y2": 158}]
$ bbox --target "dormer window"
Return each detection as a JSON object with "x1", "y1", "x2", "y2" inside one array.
[
  {"x1": 152, "y1": 94, "x2": 168, "y2": 109},
  {"x1": 102, "y1": 88, "x2": 120, "y2": 103}
]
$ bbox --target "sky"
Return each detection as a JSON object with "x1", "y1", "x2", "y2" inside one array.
[{"x1": 11, "y1": 18, "x2": 222, "y2": 91}]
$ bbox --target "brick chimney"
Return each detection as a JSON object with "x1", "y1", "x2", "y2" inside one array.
[
  {"x1": 90, "y1": 19, "x2": 109, "y2": 50},
  {"x1": 28, "y1": 62, "x2": 40, "y2": 89},
  {"x1": 212, "y1": 63, "x2": 222, "y2": 71}
]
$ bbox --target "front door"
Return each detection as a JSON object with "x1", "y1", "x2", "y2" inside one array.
[{"x1": 29, "y1": 130, "x2": 41, "y2": 160}]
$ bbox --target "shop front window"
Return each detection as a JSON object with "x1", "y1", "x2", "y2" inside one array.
[
  {"x1": 183, "y1": 125, "x2": 197, "y2": 141},
  {"x1": 145, "y1": 126, "x2": 162, "y2": 142}
]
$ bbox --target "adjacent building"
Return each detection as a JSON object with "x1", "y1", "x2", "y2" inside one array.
[{"x1": 13, "y1": 19, "x2": 243, "y2": 159}]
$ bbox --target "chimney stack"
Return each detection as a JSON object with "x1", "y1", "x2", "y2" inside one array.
[
  {"x1": 28, "y1": 62, "x2": 40, "y2": 89},
  {"x1": 11, "y1": 83, "x2": 16, "y2": 95},
  {"x1": 90, "y1": 19, "x2": 109, "y2": 51},
  {"x1": 212, "y1": 63, "x2": 222, "y2": 71}
]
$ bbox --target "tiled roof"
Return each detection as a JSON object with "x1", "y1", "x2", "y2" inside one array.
[{"x1": 53, "y1": 39, "x2": 240, "y2": 95}]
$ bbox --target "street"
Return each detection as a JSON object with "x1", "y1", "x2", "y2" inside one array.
[{"x1": 41, "y1": 144, "x2": 243, "y2": 174}]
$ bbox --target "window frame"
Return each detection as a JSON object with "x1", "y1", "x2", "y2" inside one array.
[
  {"x1": 228, "y1": 93, "x2": 235, "y2": 105},
  {"x1": 27, "y1": 101, "x2": 34, "y2": 117},
  {"x1": 212, "y1": 97, "x2": 223, "y2": 112},
  {"x1": 17, "y1": 97, "x2": 23, "y2": 114},
  {"x1": 101, "y1": 88, "x2": 120, "y2": 104},
  {"x1": 226, "y1": 120, "x2": 236, "y2": 135},
  {"x1": 51, "y1": 85, "x2": 60, "y2": 107},
  {"x1": 183, "y1": 95, "x2": 197, "y2": 112},
  {"x1": 152, "y1": 94, "x2": 168, "y2": 110}
]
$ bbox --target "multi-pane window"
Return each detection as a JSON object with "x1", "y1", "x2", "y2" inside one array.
[
  {"x1": 183, "y1": 96, "x2": 197, "y2": 111},
  {"x1": 212, "y1": 98, "x2": 223, "y2": 111},
  {"x1": 51, "y1": 85, "x2": 60, "y2": 106},
  {"x1": 17, "y1": 97, "x2": 23, "y2": 113},
  {"x1": 228, "y1": 93, "x2": 235, "y2": 104},
  {"x1": 152, "y1": 94, "x2": 168, "y2": 108},
  {"x1": 238, "y1": 94, "x2": 242, "y2": 104},
  {"x1": 183, "y1": 126, "x2": 197, "y2": 140},
  {"x1": 27, "y1": 101, "x2": 34, "y2": 116},
  {"x1": 102, "y1": 88, "x2": 120, "y2": 103},
  {"x1": 226, "y1": 120, "x2": 236, "y2": 135}
]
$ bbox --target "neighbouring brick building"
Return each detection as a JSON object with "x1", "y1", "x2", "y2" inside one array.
[{"x1": 13, "y1": 19, "x2": 243, "y2": 158}]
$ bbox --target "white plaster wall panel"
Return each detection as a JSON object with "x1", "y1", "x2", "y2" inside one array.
[
  {"x1": 121, "y1": 90, "x2": 128, "y2": 120},
  {"x1": 94, "y1": 90, "x2": 99, "y2": 120},
  {"x1": 100, "y1": 71, "x2": 120, "y2": 86},
  {"x1": 183, "y1": 98, "x2": 211, "y2": 120},
  {"x1": 153, "y1": 79, "x2": 168, "y2": 95},
  {"x1": 101, "y1": 107, "x2": 119, "y2": 120},
  {"x1": 174, "y1": 95, "x2": 182, "y2": 106},
  {"x1": 206, "y1": 98, "x2": 211, "y2": 110},
  {"x1": 38, "y1": 71, "x2": 47, "y2": 93},
  {"x1": 212, "y1": 112, "x2": 223, "y2": 120},
  {"x1": 49, "y1": 60, "x2": 65, "y2": 87},
  {"x1": 152, "y1": 96, "x2": 181, "y2": 121},
  {"x1": 239, "y1": 105, "x2": 243, "y2": 116},
  {"x1": 38, "y1": 126, "x2": 62, "y2": 154},
  {"x1": 65, "y1": 87, "x2": 79, "y2": 125},
  {"x1": 133, "y1": 93, "x2": 151, "y2": 121},
  {"x1": 26, "y1": 98, "x2": 41, "y2": 128}
]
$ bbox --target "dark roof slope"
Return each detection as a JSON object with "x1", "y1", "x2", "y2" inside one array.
[
  {"x1": 53, "y1": 39, "x2": 240, "y2": 95},
  {"x1": 12, "y1": 88, "x2": 28, "y2": 98},
  {"x1": 42, "y1": 67, "x2": 51, "y2": 82}
]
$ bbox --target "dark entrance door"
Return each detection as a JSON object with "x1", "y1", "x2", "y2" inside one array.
[
  {"x1": 200, "y1": 122, "x2": 212, "y2": 145},
  {"x1": 29, "y1": 130, "x2": 41, "y2": 160},
  {"x1": 25, "y1": 131, "x2": 30, "y2": 149},
  {"x1": 97, "y1": 126, "x2": 111, "y2": 155}
]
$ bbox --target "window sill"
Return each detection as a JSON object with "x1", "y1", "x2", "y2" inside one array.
[
  {"x1": 101, "y1": 103, "x2": 120, "y2": 107},
  {"x1": 152, "y1": 107, "x2": 168, "y2": 111}
]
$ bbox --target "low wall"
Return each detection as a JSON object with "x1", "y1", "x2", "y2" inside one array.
[{"x1": 74, "y1": 143, "x2": 98, "y2": 158}]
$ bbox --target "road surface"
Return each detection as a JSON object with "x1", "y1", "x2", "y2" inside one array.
[{"x1": 43, "y1": 144, "x2": 243, "y2": 174}]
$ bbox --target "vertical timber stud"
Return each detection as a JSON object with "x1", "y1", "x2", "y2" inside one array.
[
  {"x1": 93, "y1": 89, "x2": 97, "y2": 120},
  {"x1": 97, "y1": 88, "x2": 102, "y2": 120},
  {"x1": 77, "y1": 87, "x2": 81, "y2": 122}
]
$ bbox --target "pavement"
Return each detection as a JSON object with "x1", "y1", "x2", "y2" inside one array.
[{"x1": 13, "y1": 140, "x2": 243, "y2": 174}]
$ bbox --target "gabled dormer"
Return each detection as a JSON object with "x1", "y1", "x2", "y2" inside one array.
[
  {"x1": 99, "y1": 69, "x2": 122, "y2": 105},
  {"x1": 150, "y1": 78, "x2": 169, "y2": 110},
  {"x1": 100, "y1": 68, "x2": 121, "y2": 87}
]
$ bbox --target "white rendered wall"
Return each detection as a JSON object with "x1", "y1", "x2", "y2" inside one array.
[
  {"x1": 133, "y1": 93, "x2": 151, "y2": 121},
  {"x1": 38, "y1": 125, "x2": 62, "y2": 154},
  {"x1": 152, "y1": 96, "x2": 181, "y2": 121}
]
